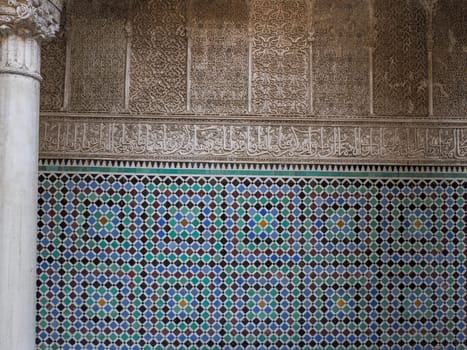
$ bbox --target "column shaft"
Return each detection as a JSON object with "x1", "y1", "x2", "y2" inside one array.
[
  {"x1": 0, "y1": 1, "x2": 62, "y2": 348},
  {"x1": 0, "y1": 32, "x2": 41, "y2": 350}
]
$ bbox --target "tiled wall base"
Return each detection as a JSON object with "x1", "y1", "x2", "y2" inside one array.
[{"x1": 37, "y1": 162, "x2": 466, "y2": 350}]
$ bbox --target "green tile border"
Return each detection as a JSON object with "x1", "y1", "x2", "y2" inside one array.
[{"x1": 38, "y1": 164, "x2": 467, "y2": 179}]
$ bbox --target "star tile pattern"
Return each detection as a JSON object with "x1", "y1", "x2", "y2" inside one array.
[{"x1": 37, "y1": 171, "x2": 467, "y2": 350}]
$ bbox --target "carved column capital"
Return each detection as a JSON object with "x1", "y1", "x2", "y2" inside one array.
[
  {"x1": 0, "y1": 0, "x2": 63, "y2": 80},
  {"x1": 0, "y1": 0, "x2": 63, "y2": 39}
]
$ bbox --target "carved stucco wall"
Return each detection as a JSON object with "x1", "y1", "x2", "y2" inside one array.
[
  {"x1": 35, "y1": 3, "x2": 467, "y2": 349},
  {"x1": 39, "y1": 0, "x2": 467, "y2": 165}
]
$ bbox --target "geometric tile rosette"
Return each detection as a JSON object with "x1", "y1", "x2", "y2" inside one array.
[{"x1": 37, "y1": 171, "x2": 467, "y2": 350}]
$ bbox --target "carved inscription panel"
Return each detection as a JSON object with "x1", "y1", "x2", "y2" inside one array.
[
  {"x1": 69, "y1": 0, "x2": 128, "y2": 112},
  {"x1": 41, "y1": 33, "x2": 66, "y2": 111},
  {"x1": 312, "y1": 0, "x2": 370, "y2": 115},
  {"x1": 433, "y1": 0, "x2": 467, "y2": 116},
  {"x1": 251, "y1": 0, "x2": 309, "y2": 115},
  {"x1": 130, "y1": 0, "x2": 187, "y2": 114},
  {"x1": 190, "y1": 0, "x2": 249, "y2": 114},
  {"x1": 39, "y1": 116, "x2": 467, "y2": 164},
  {"x1": 374, "y1": 0, "x2": 428, "y2": 115}
]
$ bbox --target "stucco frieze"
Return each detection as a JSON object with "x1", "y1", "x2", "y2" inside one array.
[{"x1": 39, "y1": 114, "x2": 467, "y2": 165}]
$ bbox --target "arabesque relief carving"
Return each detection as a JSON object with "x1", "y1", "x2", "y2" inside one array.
[
  {"x1": 39, "y1": 115, "x2": 467, "y2": 164},
  {"x1": 373, "y1": 0, "x2": 428, "y2": 115},
  {"x1": 130, "y1": 0, "x2": 187, "y2": 114},
  {"x1": 36, "y1": 0, "x2": 466, "y2": 166},
  {"x1": 432, "y1": 0, "x2": 466, "y2": 116},
  {"x1": 190, "y1": 0, "x2": 249, "y2": 114},
  {"x1": 38, "y1": 0, "x2": 466, "y2": 121},
  {"x1": 312, "y1": 0, "x2": 370, "y2": 115},
  {"x1": 68, "y1": 0, "x2": 128, "y2": 112},
  {"x1": 41, "y1": 31, "x2": 66, "y2": 110},
  {"x1": 250, "y1": 0, "x2": 309, "y2": 114}
]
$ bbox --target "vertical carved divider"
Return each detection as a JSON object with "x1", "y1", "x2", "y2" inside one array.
[
  {"x1": 420, "y1": 0, "x2": 436, "y2": 116},
  {"x1": 62, "y1": 0, "x2": 73, "y2": 111},
  {"x1": 368, "y1": 0, "x2": 375, "y2": 116},
  {"x1": 186, "y1": 0, "x2": 193, "y2": 113},
  {"x1": 307, "y1": 0, "x2": 315, "y2": 115},
  {"x1": 247, "y1": 0, "x2": 253, "y2": 113},
  {"x1": 124, "y1": 0, "x2": 133, "y2": 112}
]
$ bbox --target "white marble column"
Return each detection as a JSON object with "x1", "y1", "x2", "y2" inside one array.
[{"x1": 0, "y1": 1, "x2": 62, "y2": 349}]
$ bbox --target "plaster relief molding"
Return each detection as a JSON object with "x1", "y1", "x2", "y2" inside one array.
[
  {"x1": 0, "y1": 0, "x2": 62, "y2": 79},
  {"x1": 39, "y1": 114, "x2": 467, "y2": 165},
  {"x1": 419, "y1": 0, "x2": 437, "y2": 116},
  {"x1": 368, "y1": 0, "x2": 375, "y2": 116}
]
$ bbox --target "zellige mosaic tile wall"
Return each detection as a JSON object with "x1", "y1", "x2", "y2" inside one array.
[{"x1": 37, "y1": 164, "x2": 467, "y2": 350}]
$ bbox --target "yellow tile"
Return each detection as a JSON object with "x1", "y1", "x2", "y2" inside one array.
[
  {"x1": 98, "y1": 299, "x2": 106, "y2": 307},
  {"x1": 337, "y1": 299, "x2": 345, "y2": 307},
  {"x1": 337, "y1": 220, "x2": 345, "y2": 229},
  {"x1": 259, "y1": 220, "x2": 267, "y2": 228},
  {"x1": 414, "y1": 299, "x2": 422, "y2": 307},
  {"x1": 181, "y1": 219, "x2": 189, "y2": 227},
  {"x1": 259, "y1": 300, "x2": 266, "y2": 308},
  {"x1": 100, "y1": 217, "x2": 108, "y2": 225},
  {"x1": 180, "y1": 300, "x2": 187, "y2": 308}
]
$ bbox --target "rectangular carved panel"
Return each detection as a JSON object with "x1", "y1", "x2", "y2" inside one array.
[
  {"x1": 433, "y1": 0, "x2": 466, "y2": 116},
  {"x1": 40, "y1": 34, "x2": 66, "y2": 111},
  {"x1": 130, "y1": 0, "x2": 187, "y2": 114},
  {"x1": 190, "y1": 0, "x2": 249, "y2": 114},
  {"x1": 374, "y1": 0, "x2": 428, "y2": 115},
  {"x1": 69, "y1": 0, "x2": 128, "y2": 112},
  {"x1": 251, "y1": 0, "x2": 309, "y2": 114},
  {"x1": 312, "y1": 0, "x2": 370, "y2": 115}
]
